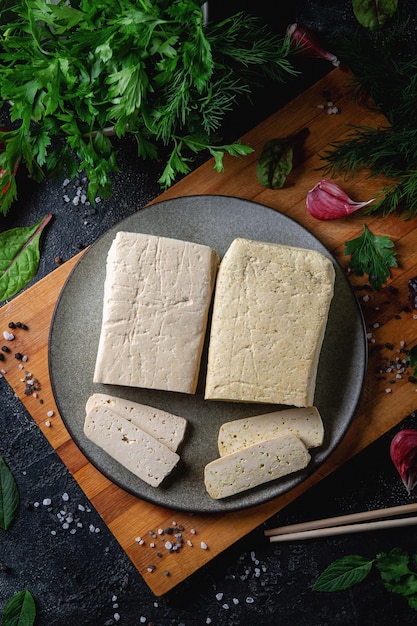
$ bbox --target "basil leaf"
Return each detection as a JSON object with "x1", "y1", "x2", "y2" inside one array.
[
  {"x1": 313, "y1": 555, "x2": 374, "y2": 592},
  {"x1": 0, "y1": 457, "x2": 19, "y2": 531},
  {"x1": 256, "y1": 128, "x2": 309, "y2": 189},
  {"x1": 352, "y1": 0, "x2": 398, "y2": 31},
  {"x1": 0, "y1": 213, "x2": 52, "y2": 302},
  {"x1": 1, "y1": 589, "x2": 36, "y2": 626}
]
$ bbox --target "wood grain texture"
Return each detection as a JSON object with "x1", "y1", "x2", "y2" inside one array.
[{"x1": 2, "y1": 67, "x2": 417, "y2": 596}]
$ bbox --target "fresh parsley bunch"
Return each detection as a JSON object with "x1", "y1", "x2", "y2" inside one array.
[{"x1": 0, "y1": 0, "x2": 296, "y2": 214}]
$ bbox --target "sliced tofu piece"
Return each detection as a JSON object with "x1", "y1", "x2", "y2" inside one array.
[
  {"x1": 93, "y1": 231, "x2": 220, "y2": 394},
  {"x1": 204, "y1": 434, "x2": 310, "y2": 500},
  {"x1": 205, "y1": 238, "x2": 335, "y2": 407},
  {"x1": 84, "y1": 405, "x2": 180, "y2": 488},
  {"x1": 218, "y1": 406, "x2": 323, "y2": 456},
  {"x1": 85, "y1": 393, "x2": 187, "y2": 452}
]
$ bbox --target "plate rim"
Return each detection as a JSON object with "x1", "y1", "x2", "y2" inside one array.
[{"x1": 48, "y1": 194, "x2": 368, "y2": 513}]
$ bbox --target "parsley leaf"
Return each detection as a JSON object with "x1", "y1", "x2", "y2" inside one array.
[
  {"x1": 344, "y1": 224, "x2": 397, "y2": 290},
  {"x1": 377, "y1": 548, "x2": 417, "y2": 609}
]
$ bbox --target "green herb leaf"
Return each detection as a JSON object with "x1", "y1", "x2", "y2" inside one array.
[
  {"x1": 0, "y1": 213, "x2": 52, "y2": 302},
  {"x1": 313, "y1": 555, "x2": 374, "y2": 592},
  {"x1": 376, "y1": 548, "x2": 417, "y2": 609},
  {"x1": 0, "y1": 457, "x2": 19, "y2": 531},
  {"x1": 352, "y1": 0, "x2": 398, "y2": 31},
  {"x1": 344, "y1": 224, "x2": 397, "y2": 290},
  {"x1": 256, "y1": 129, "x2": 309, "y2": 189},
  {"x1": 1, "y1": 589, "x2": 36, "y2": 626}
]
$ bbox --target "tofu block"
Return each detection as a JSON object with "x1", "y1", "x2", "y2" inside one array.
[
  {"x1": 93, "y1": 231, "x2": 220, "y2": 394},
  {"x1": 204, "y1": 434, "x2": 311, "y2": 499},
  {"x1": 218, "y1": 406, "x2": 323, "y2": 456},
  {"x1": 84, "y1": 405, "x2": 180, "y2": 487},
  {"x1": 205, "y1": 238, "x2": 335, "y2": 407},
  {"x1": 86, "y1": 393, "x2": 187, "y2": 452}
]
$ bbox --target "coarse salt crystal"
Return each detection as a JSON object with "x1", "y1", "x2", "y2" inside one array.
[
  {"x1": 3, "y1": 331, "x2": 14, "y2": 340},
  {"x1": 45, "y1": 420, "x2": 51, "y2": 427},
  {"x1": 200, "y1": 541, "x2": 208, "y2": 550},
  {"x1": 43, "y1": 498, "x2": 51, "y2": 506},
  {"x1": 47, "y1": 410, "x2": 54, "y2": 417},
  {"x1": 62, "y1": 492, "x2": 69, "y2": 501}
]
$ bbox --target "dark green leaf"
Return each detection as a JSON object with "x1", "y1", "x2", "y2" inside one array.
[
  {"x1": 313, "y1": 555, "x2": 374, "y2": 592},
  {"x1": 344, "y1": 224, "x2": 397, "y2": 290},
  {"x1": 352, "y1": 0, "x2": 398, "y2": 31},
  {"x1": 408, "y1": 345, "x2": 417, "y2": 378},
  {"x1": 0, "y1": 457, "x2": 19, "y2": 531},
  {"x1": 0, "y1": 213, "x2": 52, "y2": 302},
  {"x1": 256, "y1": 129, "x2": 308, "y2": 189},
  {"x1": 1, "y1": 589, "x2": 36, "y2": 626},
  {"x1": 376, "y1": 548, "x2": 417, "y2": 609}
]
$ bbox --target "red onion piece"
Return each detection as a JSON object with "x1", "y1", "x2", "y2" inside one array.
[
  {"x1": 390, "y1": 429, "x2": 417, "y2": 494},
  {"x1": 287, "y1": 23, "x2": 340, "y2": 67}
]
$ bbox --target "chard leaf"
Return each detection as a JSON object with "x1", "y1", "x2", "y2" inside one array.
[
  {"x1": 352, "y1": 0, "x2": 398, "y2": 31},
  {"x1": 0, "y1": 457, "x2": 19, "y2": 531},
  {"x1": 256, "y1": 128, "x2": 309, "y2": 189},
  {"x1": 0, "y1": 213, "x2": 52, "y2": 302},
  {"x1": 2, "y1": 589, "x2": 36, "y2": 626},
  {"x1": 313, "y1": 555, "x2": 374, "y2": 592}
]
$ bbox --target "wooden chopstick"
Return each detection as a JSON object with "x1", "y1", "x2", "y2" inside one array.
[{"x1": 265, "y1": 502, "x2": 417, "y2": 542}]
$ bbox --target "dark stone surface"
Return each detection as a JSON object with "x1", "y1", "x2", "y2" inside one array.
[{"x1": 2, "y1": 2, "x2": 417, "y2": 624}]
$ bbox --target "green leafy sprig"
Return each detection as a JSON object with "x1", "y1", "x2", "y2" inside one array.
[
  {"x1": 321, "y1": 15, "x2": 417, "y2": 217},
  {"x1": 344, "y1": 224, "x2": 397, "y2": 290},
  {"x1": 1, "y1": 589, "x2": 36, "y2": 626},
  {"x1": 0, "y1": 456, "x2": 19, "y2": 531},
  {"x1": 314, "y1": 548, "x2": 417, "y2": 611},
  {"x1": 0, "y1": 0, "x2": 296, "y2": 213}
]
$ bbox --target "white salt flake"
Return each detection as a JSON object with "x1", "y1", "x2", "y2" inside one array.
[
  {"x1": 43, "y1": 498, "x2": 51, "y2": 506},
  {"x1": 200, "y1": 541, "x2": 208, "y2": 550},
  {"x1": 62, "y1": 492, "x2": 69, "y2": 501},
  {"x1": 47, "y1": 410, "x2": 54, "y2": 418},
  {"x1": 45, "y1": 420, "x2": 51, "y2": 427},
  {"x1": 3, "y1": 331, "x2": 14, "y2": 340}
]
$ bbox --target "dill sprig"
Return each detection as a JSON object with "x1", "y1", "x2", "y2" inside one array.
[{"x1": 321, "y1": 15, "x2": 417, "y2": 218}]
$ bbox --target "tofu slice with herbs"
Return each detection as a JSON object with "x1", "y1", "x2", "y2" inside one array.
[
  {"x1": 218, "y1": 406, "x2": 323, "y2": 456},
  {"x1": 204, "y1": 433, "x2": 311, "y2": 500}
]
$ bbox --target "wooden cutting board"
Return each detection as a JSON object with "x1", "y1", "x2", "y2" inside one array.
[{"x1": 2, "y1": 67, "x2": 417, "y2": 596}]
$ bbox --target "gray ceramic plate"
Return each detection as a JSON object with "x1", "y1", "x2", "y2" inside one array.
[{"x1": 49, "y1": 195, "x2": 367, "y2": 514}]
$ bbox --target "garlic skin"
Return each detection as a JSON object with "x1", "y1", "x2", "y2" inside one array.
[
  {"x1": 306, "y1": 179, "x2": 375, "y2": 220},
  {"x1": 390, "y1": 429, "x2": 417, "y2": 495},
  {"x1": 287, "y1": 23, "x2": 340, "y2": 67}
]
